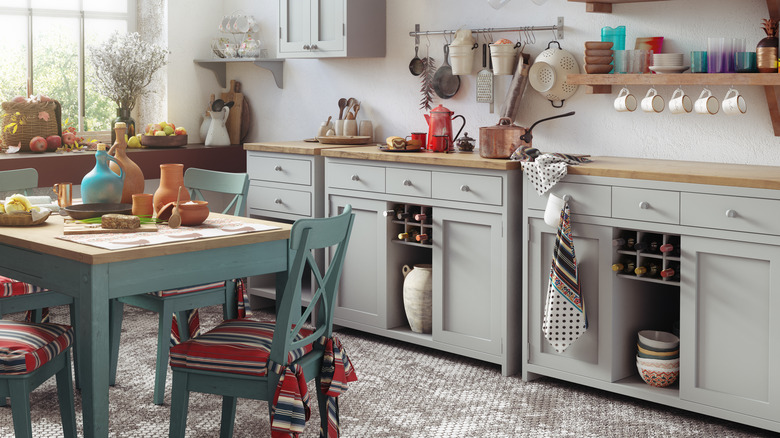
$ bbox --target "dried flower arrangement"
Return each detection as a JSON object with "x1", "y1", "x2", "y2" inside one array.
[{"x1": 89, "y1": 32, "x2": 169, "y2": 112}]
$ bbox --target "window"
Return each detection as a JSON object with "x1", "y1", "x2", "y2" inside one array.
[{"x1": 0, "y1": 1, "x2": 136, "y2": 137}]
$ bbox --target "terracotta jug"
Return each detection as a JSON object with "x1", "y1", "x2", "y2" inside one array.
[
  {"x1": 109, "y1": 122, "x2": 144, "y2": 204},
  {"x1": 153, "y1": 163, "x2": 190, "y2": 215}
]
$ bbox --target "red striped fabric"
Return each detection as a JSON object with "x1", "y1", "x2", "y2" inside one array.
[
  {"x1": 0, "y1": 276, "x2": 51, "y2": 323},
  {"x1": 0, "y1": 320, "x2": 73, "y2": 375}
]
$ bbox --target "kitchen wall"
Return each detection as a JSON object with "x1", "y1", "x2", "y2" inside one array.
[{"x1": 168, "y1": 0, "x2": 776, "y2": 166}]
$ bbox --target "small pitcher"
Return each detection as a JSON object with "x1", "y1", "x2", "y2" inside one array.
[{"x1": 205, "y1": 107, "x2": 231, "y2": 146}]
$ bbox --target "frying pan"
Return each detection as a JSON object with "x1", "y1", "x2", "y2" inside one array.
[{"x1": 433, "y1": 44, "x2": 460, "y2": 99}]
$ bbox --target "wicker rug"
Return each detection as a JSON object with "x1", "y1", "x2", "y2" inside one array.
[{"x1": 0, "y1": 305, "x2": 775, "y2": 438}]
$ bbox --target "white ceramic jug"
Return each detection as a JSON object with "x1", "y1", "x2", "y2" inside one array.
[
  {"x1": 199, "y1": 111, "x2": 211, "y2": 143},
  {"x1": 205, "y1": 107, "x2": 230, "y2": 146},
  {"x1": 402, "y1": 264, "x2": 432, "y2": 334}
]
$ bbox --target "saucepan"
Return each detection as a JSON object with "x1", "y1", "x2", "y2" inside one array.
[{"x1": 479, "y1": 111, "x2": 575, "y2": 159}]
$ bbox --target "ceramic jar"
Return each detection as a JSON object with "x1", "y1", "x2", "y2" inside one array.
[
  {"x1": 402, "y1": 264, "x2": 432, "y2": 334},
  {"x1": 205, "y1": 107, "x2": 230, "y2": 146},
  {"x1": 81, "y1": 144, "x2": 125, "y2": 204},
  {"x1": 109, "y1": 122, "x2": 144, "y2": 204},
  {"x1": 153, "y1": 163, "x2": 190, "y2": 215}
]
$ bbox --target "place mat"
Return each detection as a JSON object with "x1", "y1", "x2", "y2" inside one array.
[{"x1": 57, "y1": 217, "x2": 280, "y2": 250}]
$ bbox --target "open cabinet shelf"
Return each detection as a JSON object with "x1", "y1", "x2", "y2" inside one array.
[{"x1": 194, "y1": 58, "x2": 284, "y2": 89}]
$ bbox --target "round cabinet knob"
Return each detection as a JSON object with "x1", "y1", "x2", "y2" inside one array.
[
  {"x1": 274, "y1": 165, "x2": 282, "y2": 171},
  {"x1": 303, "y1": 44, "x2": 310, "y2": 50},
  {"x1": 562, "y1": 194, "x2": 572, "y2": 202},
  {"x1": 460, "y1": 185, "x2": 470, "y2": 192},
  {"x1": 310, "y1": 44, "x2": 318, "y2": 50},
  {"x1": 274, "y1": 198, "x2": 282, "y2": 204},
  {"x1": 726, "y1": 209, "x2": 738, "y2": 218},
  {"x1": 639, "y1": 201, "x2": 650, "y2": 210},
  {"x1": 351, "y1": 174, "x2": 360, "y2": 181},
  {"x1": 403, "y1": 179, "x2": 412, "y2": 186}
]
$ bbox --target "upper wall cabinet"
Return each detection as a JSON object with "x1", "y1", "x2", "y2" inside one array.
[{"x1": 278, "y1": 0, "x2": 386, "y2": 59}]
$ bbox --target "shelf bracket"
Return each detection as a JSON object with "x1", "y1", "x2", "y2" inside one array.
[
  {"x1": 253, "y1": 60, "x2": 284, "y2": 89},
  {"x1": 194, "y1": 59, "x2": 285, "y2": 89},
  {"x1": 195, "y1": 62, "x2": 226, "y2": 89}
]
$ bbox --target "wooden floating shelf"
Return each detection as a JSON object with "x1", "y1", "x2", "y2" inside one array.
[
  {"x1": 567, "y1": 0, "x2": 668, "y2": 13},
  {"x1": 568, "y1": 73, "x2": 780, "y2": 88},
  {"x1": 194, "y1": 58, "x2": 284, "y2": 89}
]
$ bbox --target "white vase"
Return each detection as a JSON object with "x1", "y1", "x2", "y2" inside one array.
[
  {"x1": 205, "y1": 107, "x2": 230, "y2": 146},
  {"x1": 402, "y1": 264, "x2": 432, "y2": 334}
]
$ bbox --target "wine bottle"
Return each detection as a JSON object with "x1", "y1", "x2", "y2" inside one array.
[
  {"x1": 633, "y1": 241, "x2": 649, "y2": 252},
  {"x1": 382, "y1": 209, "x2": 396, "y2": 217},
  {"x1": 397, "y1": 232, "x2": 409, "y2": 240},
  {"x1": 399, "y1": 229, "x2": 420, "y2": 242},
  {"x1": 414, "y1": 212, "x2": 428, "y2": 222},
  {"x1": 635, "y1": 261, "x2": 660, "y2": 277},
  {"x1": 611, "y1": 258, "x2": 635, "y2": 274},
  {"x1": 661, "y1": 262, "x2": 680, "y2": 281},
  {"x1": 416, "y1": 232, "x2": 430, "y2": 243},
  {"x1": 659, "y1": 243, "x2": 675, "y2": 253},
  {"x1": 612, "y1": 237, "x2": 626, "y2": 248}
]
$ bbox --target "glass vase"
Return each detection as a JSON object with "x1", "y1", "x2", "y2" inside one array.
[{"x1": 111, "y1": 108, "x2": 136, "y2": 144}]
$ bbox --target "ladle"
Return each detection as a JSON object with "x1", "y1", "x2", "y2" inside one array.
[
  {"x1": 409, "y1": 45, "x2": 424, "y2": 76},
  {"x1": 211, "y1": 99, "x2": 225, "y2": 112},
  {"x1": 168, "y1": 186, "x2": 183, "y2": 229}
]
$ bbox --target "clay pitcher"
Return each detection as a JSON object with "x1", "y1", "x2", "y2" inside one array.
[
  {"x1": 153, "y1": 163, "x2": 190, "y2": 215},
  {"x1": 402, "y1": 264, "x2": 432, "y2": 334},
  {"x1": 109, "y1": 122, "x2": 144, "y2": 204}
]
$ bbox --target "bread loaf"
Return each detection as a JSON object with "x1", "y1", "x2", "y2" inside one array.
[{"x1": 102, "y1": 214, "x2": 140, "y2": 229}]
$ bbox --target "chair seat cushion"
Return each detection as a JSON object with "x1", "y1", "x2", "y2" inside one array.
[
  {"x1": 151, "y1": 281, "x2": 226, "y2": 297},
  {"x1": 170, "y1": 319, "x2": 314, "y2": 377},
  {"x1": 0, "y1": 276, "x2": 46, "y2": 297},
  {"x1": 0, "y1": 320, "x2": 73, "y2": 375}
]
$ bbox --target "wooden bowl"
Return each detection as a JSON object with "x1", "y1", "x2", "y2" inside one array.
[
  {"x1": 584, "y1": 56, "x2": 614, "y2": 65},
  {"x1": 585, "y1": 64, "x2": 614, "y2": 74},
  {"x1": 584, "y1": 49, "x2": 613, "y2": 57},
  {"x1": 584, "y1": 41, "x2": 614, "y2": 50},
  {"x1": 140, "y1": 134, "x2": 188, "y2": 148},
  {"x1": 0, "y1": 210, "x2": 51, "y2": 226}
]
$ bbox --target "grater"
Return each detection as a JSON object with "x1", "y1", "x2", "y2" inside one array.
[{"x1": 476, "y1": 44, "x2": 494, "y2": 110}]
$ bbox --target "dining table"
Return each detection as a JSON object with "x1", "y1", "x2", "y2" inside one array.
[{"x1": 0, "y1": 212, "x2": 292, "y2": 437}]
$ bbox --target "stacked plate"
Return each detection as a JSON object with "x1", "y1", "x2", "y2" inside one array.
[
  {"x1": 636, "y1": 330, "x2": 679, "y2": 387},
  {"x1": 649, "y1": 53, "x2": 689, "y2": 74},
  {"x1": 584, "y1": 41, "x2": 614, "y2": 74}
]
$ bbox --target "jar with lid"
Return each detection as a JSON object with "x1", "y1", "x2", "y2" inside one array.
[{"x1": 238, "y1": 36, "x2": 261, "y2": 58}]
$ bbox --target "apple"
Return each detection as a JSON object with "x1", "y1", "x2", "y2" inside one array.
[
  {"x1": 174, "y1": 127, "x2": 187, "y2": 136},
  {"x1": 45, "y1": 135, "x2": 62, "y2": 151},
  {"x1": 11, "y1": 96, "x2": 26, "y2": 103},
  {"x1": 29, "y1": 136, "x2": 47, "y2": 153},
  {"x1": 62, "y1": 131, "x2": 76, "y2": 146}
]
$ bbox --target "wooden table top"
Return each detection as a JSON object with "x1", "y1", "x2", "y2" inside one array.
[
  {"x1": 320, "y1": 145, "x2": 523, "y2": 170},
  {"x1": 0, "y1": 213, "x2": 291, "y2": 265}
]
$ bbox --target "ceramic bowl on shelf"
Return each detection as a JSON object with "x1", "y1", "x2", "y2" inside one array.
[
  {"x1": 638, "y1": 330, "x2": 679, "y2": 350},
  {"x1": 636, "y1": 360, "x2": 679, "y2": 387},
  {"x1": 636, "y1": 344, "x2": 680, "y2": 360}
]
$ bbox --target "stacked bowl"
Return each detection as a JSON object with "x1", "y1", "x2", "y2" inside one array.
[
  {"x1": 584, "y1": 41, "x2": 614, "y2": 74},
  {"x1": 649, "y1": 53, "x2": 689, "y2": 73},
  {"x1": 636, "y1": 329, "x2": 679, "y2": 387}
]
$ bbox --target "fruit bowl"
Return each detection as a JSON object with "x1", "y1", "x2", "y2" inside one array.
[{"x1": 140, "y1": 134, "x2": 188, "y2": 148}]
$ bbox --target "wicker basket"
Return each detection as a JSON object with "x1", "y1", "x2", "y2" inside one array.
[
  {"x1": 1, "y1": 100, "x2": 62, "y2": 151},
  {"x1": 0, "y1": 210, "x2": 51, "y2": 226}
]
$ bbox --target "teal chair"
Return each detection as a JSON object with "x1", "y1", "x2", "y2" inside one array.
[
  {"x1": 168, "y1": 205, "x2": 356, "y2": 438},
  {"x1": 0, "y1": 319, "x2": 77, "y2": 438},
  {"x1": 108, "y1": 168, "x2": 250, "y2": 405}
]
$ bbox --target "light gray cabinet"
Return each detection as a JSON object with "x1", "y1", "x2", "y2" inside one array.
[{"x1": 278, "y1": 0, "x2": 386, "y2": 58}]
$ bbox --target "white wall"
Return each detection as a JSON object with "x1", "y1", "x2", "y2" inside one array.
[{"x1": 168, "y1": 0, "x2": 776, "y2": 166}]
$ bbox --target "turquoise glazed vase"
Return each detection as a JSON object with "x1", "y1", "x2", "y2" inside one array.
[{"x1": 81, "y1": 144, "x2": 125, "y2": 204}]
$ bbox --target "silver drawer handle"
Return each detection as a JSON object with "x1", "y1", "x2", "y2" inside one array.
[
  {"x1": 639, "y1": 201, "x2": 650, "y2": 210},
  {"x1": 274, "y1": 198, "x2": 283, "y2": 204},
  {"x1": 351, "y1": 174, "x2": 360, "y2": 181},
  {"x1": 310, "y1": 44, "x2": 318, "y2": 50},
  {"x1": 460, "y1": 185, "x2": 470, "y2": 192},
  {"x1": 303, "y1": 44, "x2": 310, "y2": 50},
  {"x1": 403, "y1": 179, "x2": 412, "y2": 186},
  {"x1": 274, "y1": 165, "x2": 282, "y2": 171},
  {"x1": 726, "y1": 209, "x2": 737, "y2": 218}
]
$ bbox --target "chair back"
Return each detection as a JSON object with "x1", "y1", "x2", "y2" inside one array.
[
  {"x1": 270, "y1": 205, "x2": 354, "y2": 367},
  {"x1": 183, "y1": 168, "x2": 249, "y2": 216},
  {"x1": 0, "y1": 168, "x2": 38, "y2": 195}
]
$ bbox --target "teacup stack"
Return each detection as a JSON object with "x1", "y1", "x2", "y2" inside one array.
[
  {"x1": 652, "y1": 53, "x2": 684, "y2": 69},
  {"x1": 636, "y1": 329, "x2": 679, "y2": 387},
  {"x1": 584, "y1": 41, "x2": 614, "y2": 74}
]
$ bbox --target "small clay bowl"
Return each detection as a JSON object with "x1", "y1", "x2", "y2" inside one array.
[
  {"x1": 177, "y1": 200, "x2": 210, "y2": 226},
  {"x1": 584, "y1": 41, "x2": 614, "y2": 50}
]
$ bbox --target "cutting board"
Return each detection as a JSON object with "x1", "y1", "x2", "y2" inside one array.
[
  {"x1": 221, "y1": 79, "x2": 244, "y2": 145},
  {"x1": 63, "y1": 221, "x2": 159, "y2": 235}
]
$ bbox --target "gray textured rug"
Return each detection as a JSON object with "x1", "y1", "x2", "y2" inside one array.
[{"x1": 0, "y1": 305, "x2": 775, "y2": 437}]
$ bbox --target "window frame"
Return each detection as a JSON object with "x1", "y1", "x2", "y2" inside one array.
[{"x1": 0, "y1": 1, "x2": 136, "y2": 137}]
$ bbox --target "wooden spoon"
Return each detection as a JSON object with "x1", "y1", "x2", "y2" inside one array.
[
  {"x1": 168, "y1": 186, "x2": 183, "y2": 229},
  {"x1": 337, "y1": 98, "x2": 347, "y2": 120}
]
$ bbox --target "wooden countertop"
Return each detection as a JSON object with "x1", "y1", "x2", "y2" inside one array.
[
  {"x1": 243, "y1": 141, "x2": 366, "y2": 155},
  {"x1": 571, "y1": 156, "x2": 780, "y2": 190},
  {"x1": 320, "y1": 145, "x2": 523, "y2": 170}
]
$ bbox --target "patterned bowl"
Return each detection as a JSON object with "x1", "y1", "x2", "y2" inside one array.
[{"x1": 637, "y1": 361, "x2": 679, "y2": 387}]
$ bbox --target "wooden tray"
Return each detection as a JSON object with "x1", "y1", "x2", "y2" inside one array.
[
  {"x1": 141, "y1": 134, "x2": 188, "y2": 148},
  {"x1": 317, "y1": 135, "x2": 371, "y2": 145},
  {"x1": 63, "y1": 221, "x2": 159, "y2": 235},
  {"x1": 0, "y1": 210, "x2": 51, "y2": 226}
]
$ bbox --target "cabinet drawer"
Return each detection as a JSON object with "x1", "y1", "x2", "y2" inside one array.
[
  {"x1": 327, "y1": 163, "x2": 385, "y2": 193},
  {"x1": 612, "y1": 187, "x2": 679, "y2": 224},
  {"x1": 432, "y1": 172, "x2": 502, "y2": 205},
  {"x1": 386, "y1": 168, "x2": 431, "y2": 198},
  {"x1": 248, "y1": 184, "x2": 311, "y2": 217},
  {"x1": 247, "y1": 154, "x2": 311, "y2": 186},
  {"x1": 681, "y1": 193, "x2": 780, "y2": 235},
  {"x1": 543, "y1": 183, "x2": 612, "y2": 218}
]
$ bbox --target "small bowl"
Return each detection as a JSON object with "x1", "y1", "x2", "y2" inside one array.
[
  {"x1": 177, "y1": 200, "x2": 210, "y2": 226},
  {"x1": 636, "y1": 355, "x2": 680, "y2": 369},
  {"x1": 637, "y1": 361, "x2": 679, "y2": 387},
  {"x1": 638, "y1": 330, "x2": 679, "y2": 350},
  {"x1": 637, "y1": 344, "x2": 679, "y2": 359},
  {"x1": 585, "y1": 41, "x2": 614, "y2": 50}
]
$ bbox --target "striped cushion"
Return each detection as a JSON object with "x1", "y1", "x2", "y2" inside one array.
[
  {"x1": 0, "y1": 276, "x2": 46, "y2": 297},
  {"x1": 0, "y1": 320, "x2": 73, "y2": 375},
  {"x1": 151, "y1": 281, "x2": 226, "y2": 297},
  {"x1": 170, "y1": 319, "x2": 314, "y2": 377}
]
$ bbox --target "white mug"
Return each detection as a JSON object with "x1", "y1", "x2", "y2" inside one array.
[
  {"x1": 334, "y1": 119, "x2": 345, "y2": 136},
  {"x1": 668, "y1": 87, "x2": 692, "y2": 114},
  {"x1": 722, "y1": 88, "x2": 746, "y2": 115},
  {"x1": 614, "y1": 87, "x2": 637, "y2": 112},
  {"x1": 695, "y1": 88, "x2": 719, "y2": 115},
  {"x1": 641, "y1": 87, "x2": 664, "y2": 113},
  {"x1": 343, "y1": 119, "x2": 358, "y2": 136}
]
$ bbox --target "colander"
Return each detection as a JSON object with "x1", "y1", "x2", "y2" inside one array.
[{"x1": 528, "y1": 40, "x2": 580, "y2": 107}]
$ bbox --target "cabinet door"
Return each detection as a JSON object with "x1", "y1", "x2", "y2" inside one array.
[
  {"x1": 311, "y1": 0, "x2": 345, "y2": 53},
  {"x1": 330, "y1": 195, "x2": 392, "y2": 328},
  {"x1": 680, "y1": 236, "x2": 780, "y2": 420},
  {"x1": 279, "y1": 0, "x2": 312, "y2": 54},
  {"x1": 432, "y1": 208, "x2": 502, "y2": 355},
  {"x1": 527, "y1": 218, "x2": 613, "y2": 381}
]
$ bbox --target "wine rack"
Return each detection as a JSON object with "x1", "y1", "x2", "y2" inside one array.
[
  {"x1": 612, "y1": 229, "x2": 681, "y2": 286},
  {"x1": 384, "y1": 203, "x2": 433, "y2": 248}
]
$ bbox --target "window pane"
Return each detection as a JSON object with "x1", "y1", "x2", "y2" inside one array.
[
  {"x1": 84, "y1": 0, "x2": 127, "y2": 13},
  {"x1": 32, "y1": 16, "x2": 79, "y2": 131},
  {"x1": 31, "y1": 0, "x2": 79, "y2": 10},
  {"x1": 85, "y1": 19, "x2": 127, "y2": 132},
  {"x1": 0, "y1": 1, "x2": 28, "y2": 8},
  {"x1": 0, "y1": 15, "x2": 27, "y2": 101}
]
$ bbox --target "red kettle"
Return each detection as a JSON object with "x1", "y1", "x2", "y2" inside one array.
[{"x1": 424, "y1": 104, "x2": 466, "y2": 152}]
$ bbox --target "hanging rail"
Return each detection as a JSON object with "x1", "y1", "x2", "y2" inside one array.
[{"x1": 409, "y1": 17, "x2": 564, "y2": 45}]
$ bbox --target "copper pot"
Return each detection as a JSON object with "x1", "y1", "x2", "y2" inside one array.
[{"x1": 479, "y1": 117, "x2": 526, "y2": 159}]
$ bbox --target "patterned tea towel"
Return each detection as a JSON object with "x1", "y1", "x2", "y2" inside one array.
[
  {"x1": 512, "y1": 145, "x2": 592, "y2": 196},
  {"x1": 542, "y1": 202, "x2": 587, "y2": 353}
]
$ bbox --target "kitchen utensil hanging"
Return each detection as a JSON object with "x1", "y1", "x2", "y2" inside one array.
[
  {"x1": 528, "y1": 40, "x2": 579, "y2": 108},
  {"x1": 409, "y1": 42, "x2": 424, "y2": 76},
  {"x1": 433, "y1": 44, "x2": 460, "y2": 99},
  {"x1": 477, "y1": 41, "x2": 494, "y2": 107}
]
